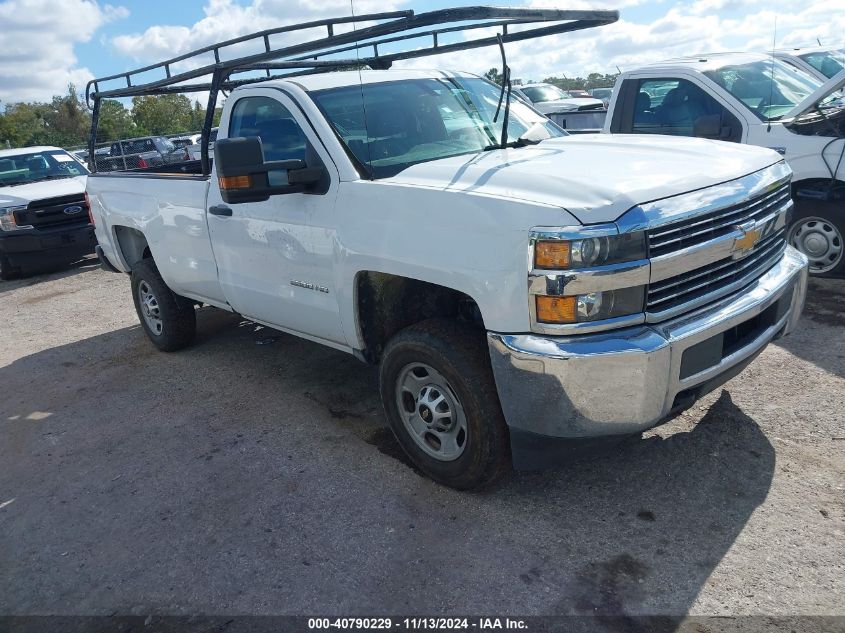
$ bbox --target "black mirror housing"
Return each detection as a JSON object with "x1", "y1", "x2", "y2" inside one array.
[{"x1": 214, "y1": 136, "x2": 328, "y2": 204}]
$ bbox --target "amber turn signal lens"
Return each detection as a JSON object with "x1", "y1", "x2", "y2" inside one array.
[
  {"x1": 536, "y1": 296, "x2": 577, "y2": 324},
  {"x1": 535, "y1": 241, "x2": 570, "y2": 269},
  {"x1": 219, "y1": 175, "x2": 252, "y2": 190}
]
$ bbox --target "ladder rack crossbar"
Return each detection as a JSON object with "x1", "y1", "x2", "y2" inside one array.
[
  {"x1": 85, "y1": 6, "x2": 619, "y2": 176},
  {"x1": 85, "y1": 7, "x2": 618, "y2": 105}
]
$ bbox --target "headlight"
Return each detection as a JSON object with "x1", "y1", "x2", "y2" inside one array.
[
  {"x1": 536, "y1": 286, "x2": 646, "y2": 324},
  {"x1": 534, "y1": 231, "x2": 646, "y2": 270},
  {"x1": 0, "y1": 206, "x2": 31, "y2": 231}
]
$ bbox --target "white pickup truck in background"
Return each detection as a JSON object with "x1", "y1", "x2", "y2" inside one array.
[
  {"x1": 89, "y1": 65, "x2": 809, "y2": 489},
  {"x1": 0, "y1": 146, "x2": 95, "y2": 279},
  {"x1": 775, "y1": 46, "x2": 845, "y2": 81},
  {"x1": 605, "y1": 53, "x2": 845, "y2": 276},
  {"x1": 515, "y1": 82, "x2": 607, "y2": 133}
]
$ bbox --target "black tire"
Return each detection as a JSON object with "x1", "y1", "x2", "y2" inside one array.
[
  {"x1": 130, "y1": 258, "x2": 196, "y2": 352},
  {"x1": 0, "y1": 254, "x2": 21, "y2": 281},
  {"x1": 379, "y1": 318, "x2": 510, "y2": 490},
  {"x1": 788, "y1": 199, "x2": 845, "y2": 278}
]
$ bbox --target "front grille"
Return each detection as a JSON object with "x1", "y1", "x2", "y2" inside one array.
[
  {"x1": 647, "y1": 229, "x2": 787, "y2": 315},
  {"x1": 15, "y1": 194, "x2": 89, "y2": 229},
  {"x1": 648, "y1": 182, "x2": 791, "y2": 258}
]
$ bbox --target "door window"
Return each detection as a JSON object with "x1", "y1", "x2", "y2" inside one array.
[
  {"x1": 229, "y1": 96, "x2": 308, "y2": 163},
  {"x1": 631, "y1": 78, "x2": 740, "y2": 141}
]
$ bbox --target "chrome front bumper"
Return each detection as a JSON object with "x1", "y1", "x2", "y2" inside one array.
[{"x1": 488, "y1": 246, "x2": 809, "y2": 445}]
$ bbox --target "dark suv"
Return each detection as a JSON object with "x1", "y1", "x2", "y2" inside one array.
[{"x1": 96, "y1": 136, "x2": 189, "y2": 172}]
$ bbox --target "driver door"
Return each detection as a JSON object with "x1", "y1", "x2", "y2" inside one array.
[{"x1": 206, "y1": 89, "x2": 346, "y2": 346}]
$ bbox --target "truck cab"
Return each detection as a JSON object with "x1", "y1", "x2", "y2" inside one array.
[{"x1": 606, "y1": 52, "x2": 845, "y2": 276}]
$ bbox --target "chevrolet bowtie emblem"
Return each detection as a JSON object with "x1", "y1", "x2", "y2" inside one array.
[{"x1": 733, "y1": 224, "x2": 762, "y2": 256}]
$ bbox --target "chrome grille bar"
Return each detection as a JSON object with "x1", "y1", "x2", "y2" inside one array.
[
  {"x1": 647, "y1": 231, "x2": 787, "y2": 317},
  {"x1": 648, "y1": 182, "x2": 791, "y2": 257}
]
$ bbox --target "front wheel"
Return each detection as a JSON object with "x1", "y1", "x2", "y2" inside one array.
[
  {"x1": 0, "y1": 254, "x2": 21, "y2": 281},
  {"x1": 788, "y1": 200, "x2": 844, "y2": 277},
  {"x1": 379, "y1": 318, "x2": 510, "y2": 490},
  {"x1": 130, "y1": 258, "x2": 197, "y2": 351}
]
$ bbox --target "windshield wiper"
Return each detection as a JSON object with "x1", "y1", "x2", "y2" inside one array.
[
  {"x1": 486, "y1": 33, "x2": 512, "y2": 150},
  {"x1": 485, "y1": 136, "x2": 542, "y2": 151},
  {"x1": 0, "y1": 180, "x2": 29, "y2": 187}
]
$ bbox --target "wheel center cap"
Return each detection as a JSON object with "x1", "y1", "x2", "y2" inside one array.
[
  {"x1": 804, "y1": 233, "x2": 829, "y2": 256},
  {"x1": 419, "y1": 405, "x2": 432, "y2": 423}
]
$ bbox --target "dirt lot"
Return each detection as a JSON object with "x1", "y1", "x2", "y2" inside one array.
[{"x1": 1, "y1": 259, "x2": 843, "y2": 618}]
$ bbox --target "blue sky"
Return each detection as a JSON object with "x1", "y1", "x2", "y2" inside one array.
[
  {"x1": 0, "y1": 0, "x2": 842, "y2": 104},
  {"x1": 76, "y1": 2, "x2": 208, "y2": 79}
]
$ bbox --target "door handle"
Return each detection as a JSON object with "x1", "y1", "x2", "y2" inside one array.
[{"x1": 209, "y1": 205, "x2": 233, "y2": 217}]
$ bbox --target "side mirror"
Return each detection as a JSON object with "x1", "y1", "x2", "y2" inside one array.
[{"x1": 214, "y1": 136, "x2": 327, "y2": 204}]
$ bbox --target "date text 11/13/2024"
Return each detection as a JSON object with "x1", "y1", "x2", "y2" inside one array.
[{"x1": 307, "y1": 618, "x2": 528, "y2": 630}]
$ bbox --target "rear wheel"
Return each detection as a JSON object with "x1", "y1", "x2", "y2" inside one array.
[
  {"x1": 788, "y1": 200, "x2": 844, "y2": 277},
  {"x1": 130, "y1": 258, "x2": 196, "y2": 351},
  {"x1": 379, "y1": 318, "x2": 510, "y2": 490}
]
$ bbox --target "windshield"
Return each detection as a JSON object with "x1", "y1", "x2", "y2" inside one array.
[
  {"x1": 0, "y1": 150, "x2": 88, "y2": 187},
  {"x1": 799, "y1": 49, "x2": 845, "y2": 79},
  {"x1": 311, "y1": 77, "x2": 564, "y2": 179},
  {"x1": 590, "y1": 88, "x2": 612, "y2": 99},
  {"x1": 520, "y1": 85, "x2": 568, "y2": 103},
  {"x1": 705, "y1": 59, "x2": 842, "y2": 121}
]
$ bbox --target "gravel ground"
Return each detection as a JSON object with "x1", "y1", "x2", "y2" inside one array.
[{"x1": 0, "y1": 259, "x2": 843, "y2": 619}]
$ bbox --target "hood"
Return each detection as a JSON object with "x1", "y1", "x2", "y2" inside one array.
[
  {"x1": 786, "y1": 67, "x2": 845, "y2": 120},
  {"x1": 0, "y1": 176, "x2": 87, "y2": 208},
  {"x1": 384, "y1": 134, "x2": 784, "y2": 224}
]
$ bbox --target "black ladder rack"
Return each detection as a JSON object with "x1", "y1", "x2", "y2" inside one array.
[{"x1": 86, "y1": 6, "x2": 618, "y2": 174}]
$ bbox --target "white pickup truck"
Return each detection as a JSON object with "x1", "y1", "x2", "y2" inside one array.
[
  {"x1": 776, "y1": 46, "x2": 845, "y2": 82},
  {"x1": 605, "y1": 52, "x2": 845, "y2": 276},
  {"x1": 89, "y1": 66, "x2": 809, "y2": 489},
  {"x1": 0, "y1": 146, "x2": 95, "y2": 279}
]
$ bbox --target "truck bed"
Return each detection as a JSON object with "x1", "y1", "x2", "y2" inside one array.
[{"x1": 87, "y1": 172, "x2": 225, "y2": 306}]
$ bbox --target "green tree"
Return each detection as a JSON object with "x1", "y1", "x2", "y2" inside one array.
[
  {"x1": 584, "y1": 72, "x2": 618, "y2": 89},
  {"x1": 42, "y1": 84, "x2": 90, "y2": 148},
  {"x1": 97, "y1": 99, "x2": 136, "y2": 142},
  {"x1": 543, "y1": 73, "x2": 618, "y2": 91},
  {"x1": 0, "y1": 101, "x2": 51, "y2": 147},
  {"x1": 131, "y1": 94, "x2": 194, "y2": 135},
  {"x1": 484, "y1": 67, "x2": 503, "y2": 85},
  {"x1": 189, "y1": 99, "x2": 204, "y2": 132}
]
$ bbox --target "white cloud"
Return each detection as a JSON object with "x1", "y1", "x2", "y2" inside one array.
[
  {"x1": 0, "y1": 0, "x2": 128, "y2": 104},
  {"x1": 3, "y1": 0, "x2": 841, "y2": 107},
  {"x1": 112, "y1": 0, "x2": 408, "y2": 65},
  {"x1": 392, "y1": 0, "x2": 844, "y2": 82}
]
